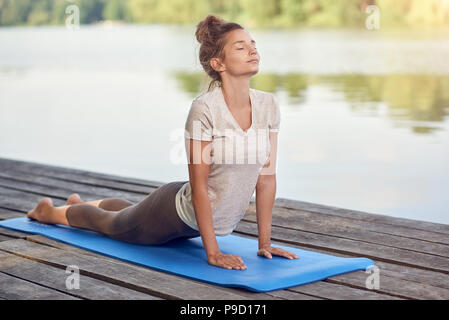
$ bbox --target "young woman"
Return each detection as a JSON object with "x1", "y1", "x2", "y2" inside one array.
[{"x1": 27, "y1": 14, "x2": 299, "y2": 271}]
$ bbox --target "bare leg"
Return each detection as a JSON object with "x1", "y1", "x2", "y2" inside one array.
[{"x1": 27, "y1": 198, "x2": 71, "y2": 226}]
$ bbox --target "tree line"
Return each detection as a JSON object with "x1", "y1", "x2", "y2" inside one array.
[{"x1": 1, "y1": 0, "x2": 448, "y2": 28}]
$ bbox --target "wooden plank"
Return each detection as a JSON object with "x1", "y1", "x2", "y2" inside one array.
[
  {"x1": 235, "y1": 220, "x2": 449, "y2": 274},
  {"x1": 0, "y1": 185, "x2": 68, "y2": 212},
  {"x1": 0, "y1": 249, "x2": 160, "y2": 300},
  {"x1": 326, "y1": 269, "x2": 449, "y2": 300},
  {"x1": 2, "y1": 156, "x2": 447, "y2": 300},
  {"x1": 27, "y1": 236, "x2": 396, "y2": 300},
  {"x1": 0, "y1": 185, "x2": 137, "y2": 217},
  {"x1": 7, "y1": 220, "x2": 448, "y2": 299},
  {"x1": 0, "y1": 208, "x2": 25, "y2": 220},
  {"x1": 232, "y1": 229, "x2": 449, "y2": 291},
  {"x1": 275, "y1": 198, "x2": 449, "y2": 235},
  {"x1": 243, "y1": 209, "x2": 449, "y2": 256},
  {"x1": 0, "y1": 239, "x2": 276, "y2": 300},
  {"x1": 23, "y1": 235, "x2": 293, "y2": 300},
  {"x1": 0, "y1": 226, "x2": 30, "y2": 239},
  {"x1": 0, "y1": 234, "x2": 15, "y2": 242},
  {"x1": 0, "y1": 157, "x2": 165, "y2": 187},
  {"x1": 247, "y1": 204, "x2": 449, "y2": 245},
  {"x1": 22, "y1": 235, "x2": 381, "y2": 300},
  {"x1": 0, "y1": 157, "x2": 163, "y2": 191},
  {"x1": 0, "y1": 173, "x2": 146, "y2": 204},
  {"x1": 0, "y1": 271, "x2": 79, "y2": 300},
  {"x1": 233, "y1": 227, "x2": 449, "y2": 299},
  {"x1": 288, "y1": 279, "x2": 403, "y2": 300},
  {"x1": 373, "y1": 260, "x2": 449, "y2": 290}
]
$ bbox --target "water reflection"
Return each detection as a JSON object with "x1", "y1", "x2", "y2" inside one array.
[{"x1": 175, "y1": 71, "x2": 449, "y2": 133}]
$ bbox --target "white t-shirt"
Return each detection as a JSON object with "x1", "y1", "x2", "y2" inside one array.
[{"x1": 175, "y1": 84, "x2": 281, "y2": 236}]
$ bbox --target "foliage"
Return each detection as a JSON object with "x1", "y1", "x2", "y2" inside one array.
[{"x1": 0, "y1": 0, "x2": 448, "y2": 28}]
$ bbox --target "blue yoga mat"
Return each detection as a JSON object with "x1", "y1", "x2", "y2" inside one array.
[{"x1": 0, "y1": 217, "x2": 374, "y2": 292}]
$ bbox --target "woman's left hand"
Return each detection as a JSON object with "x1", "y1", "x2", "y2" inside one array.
[{"x1": 257, "y1": 245, "x2": 299, "y2": 259}]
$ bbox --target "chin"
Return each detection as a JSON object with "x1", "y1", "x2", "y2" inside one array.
[{"x1": 249, "y1": 68, "x2": 259, "y2": 76}]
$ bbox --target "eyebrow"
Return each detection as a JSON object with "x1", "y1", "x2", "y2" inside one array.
[{"x1": 232, "y1": 40, "x2": 256, "y2": 46}]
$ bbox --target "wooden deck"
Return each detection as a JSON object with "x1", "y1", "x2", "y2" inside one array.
[{"x1": 0, "y1": 156, "x2": 448, "y2": 300}]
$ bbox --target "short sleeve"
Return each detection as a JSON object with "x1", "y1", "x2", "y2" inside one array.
[
  {"x1": 269, "y1": 94, "x2": 280, "y2": 133},
  {"x1": 184, "y1": 99, "x2": 213, "y2": 141}
]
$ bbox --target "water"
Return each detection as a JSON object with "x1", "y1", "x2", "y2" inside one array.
[{"x1": 1, "y1": 24, "x2": 448, "y2": 225}]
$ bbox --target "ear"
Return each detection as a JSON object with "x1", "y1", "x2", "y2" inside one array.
[{"x1": 210, "y1": 57, "x2": 226, "y2": 73}]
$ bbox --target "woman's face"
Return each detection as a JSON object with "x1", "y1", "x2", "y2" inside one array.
[{"x1": 214, "y1": 28, "x2": 260, "y2": 77}]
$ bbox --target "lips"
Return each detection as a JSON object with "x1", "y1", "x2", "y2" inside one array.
[{"x1": 247, "y1": 59, "x2": 259, "y2": 63}]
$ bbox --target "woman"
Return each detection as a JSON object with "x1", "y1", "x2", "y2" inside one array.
[{"x1": 27, "y1": 14, "x2": 299, "y2": 271}]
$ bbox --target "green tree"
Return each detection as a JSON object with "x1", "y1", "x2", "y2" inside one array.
[
  {"x1": 27, "y1": 0, "x2": 52, "y2": 25},
  {"x1": 103, "y1": 0, "x2": 130, "y2": 21},
  {"x1": 127, "y1": 0, "x2": 210, "y2": 24},
  {"x1": 0, "y1": 0, "x2": 33, "y2": 26}
]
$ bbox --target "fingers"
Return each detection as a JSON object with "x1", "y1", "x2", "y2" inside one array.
[
  {"x1": 259, "y1": 247, "x2": 300, "y2": 259},
  {"x1": 273, "y1": 248, "x2": 299, "y2": 259},
  {"x1": 262, "y1": 249, "x2": 272, "y2": 259},
  {"x1": 221, "y1": 255, "x2": 246, "y2": 270}
]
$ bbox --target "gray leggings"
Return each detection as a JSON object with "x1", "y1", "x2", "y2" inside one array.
[{"x1": 66, "y1": 181, "x2": 200, "y2": 245}]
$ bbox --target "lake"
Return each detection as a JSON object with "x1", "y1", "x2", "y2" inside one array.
[{"x1": 0, "y1": 24, "x2": 448, "y2": 225}]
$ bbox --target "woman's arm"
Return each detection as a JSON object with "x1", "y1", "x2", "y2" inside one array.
[
  {"x1": 187, "y1": 138, "x2": 246, "y2": 270},
  {"x1": 255, "y1": 132, "x2": 299, "y2": 260},
  {"x1": 255, "y1": 131, "x2": 278, "y2": 249},
  {"x1": 187, "y1": 139, "x2": 219, "y2": 257}
]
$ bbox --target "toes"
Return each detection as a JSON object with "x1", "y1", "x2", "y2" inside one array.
[{"x1": 66, "y1": 193, "x2": 82, "y2": 204}]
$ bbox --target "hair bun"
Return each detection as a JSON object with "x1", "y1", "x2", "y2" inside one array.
[{"x1": 195, "y1": 14, "x2": 225, "y2": 44}]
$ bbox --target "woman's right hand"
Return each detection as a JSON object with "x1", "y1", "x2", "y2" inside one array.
[{"x1": 207, "y1": 252, "x2": 247, "y2": 270}]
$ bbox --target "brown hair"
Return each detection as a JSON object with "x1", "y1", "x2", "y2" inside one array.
[{"x1": 195, "y1": 14, "x2": 244, "y2": 92}]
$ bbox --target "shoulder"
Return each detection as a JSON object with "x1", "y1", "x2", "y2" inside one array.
[
  {"x1": 194, "y1": 87, "x2": 217, "y2": 105},
  {"x1": 251, "y1": 88, "x2": 274, "y2": 103},
  {"x1": 251, "y1": 88, "x2": 278, "y2": 113},
  {"x1": 189, "y1": 88, "x2": 218, "y2": 113}
]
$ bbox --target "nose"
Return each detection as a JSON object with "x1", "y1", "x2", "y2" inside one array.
[{"x1": 249, "y1": 47, "x2": 257, "y2": 57}]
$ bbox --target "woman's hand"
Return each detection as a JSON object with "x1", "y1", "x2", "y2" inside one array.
[
  {"x1": 208, "y1": 252, "x2": 247, "y2": 270},
  {"x1": 257, "y1": 245, "x2": 299, "y2": 260}
]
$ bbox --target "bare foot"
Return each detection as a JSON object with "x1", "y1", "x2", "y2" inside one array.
[
  {"x1": 27, "y1": 197, "x2": 54, "y2": 223},
  {"x1": 66, "y1": 193, "x2": 83, "y2": 205}
]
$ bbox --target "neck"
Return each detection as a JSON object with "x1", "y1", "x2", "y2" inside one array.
[{"x1": 220, "y1": 78, "x2": 251, "y2": 110}]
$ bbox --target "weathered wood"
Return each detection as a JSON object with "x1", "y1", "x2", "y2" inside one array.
[
  {"x1": 244, "y1": 209, "x2": 449, "y2": 256},
  {"x1": 0, "y1": 239, "x2": 276, "y2": 300},
  {"x1": 0, "y1": 207, "x2": 25, "y2": 220},
  {"x1": 246, "y1": 204, "x2": 449, "y2": 245},
  {"x1": 0, "y1": 234, "x2": 15, "y2": 242},
  {"x1": 0, "y1": 172, "x2": 146, "y2": 204},
  {"x1": 370, "y1": 260, "x2": 449, "y2": 290},
  {"x1": 0, "y1": 226, "x2": 30, "y2": 239},
  {"x1": 1, "y1": 156, "x2": 448, "y2": 300},
  {"x1": 22, "y1": 234, "x2": 299, "y2": 299},
  {"x1": 327, "y1": 269, "x2": 449, "y2": 300},
  {"x1": 0, "y1": 271, "x2": 80, "y2": 300},
  {"x1": 22, "y1": 234, "x2": 389, "y2": 300},
  {"x1": 235, "y1": 221, "x2": 449, "y2": 274},
  {"x1": 0, "y1": 158, "x2": 163, "y2": 192},
  {"x1": 0, "y1": 249, "x2": 159, "y2": 300},
  {"x1": 233, "y1": 224, "x2": 449, "y2": 299},
  {"x1": 288, "y1": 279, "x2": 403, "y2": 300},
  {"x1": 275, "y1": 198, "x2": 449, "y2": 235}
]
